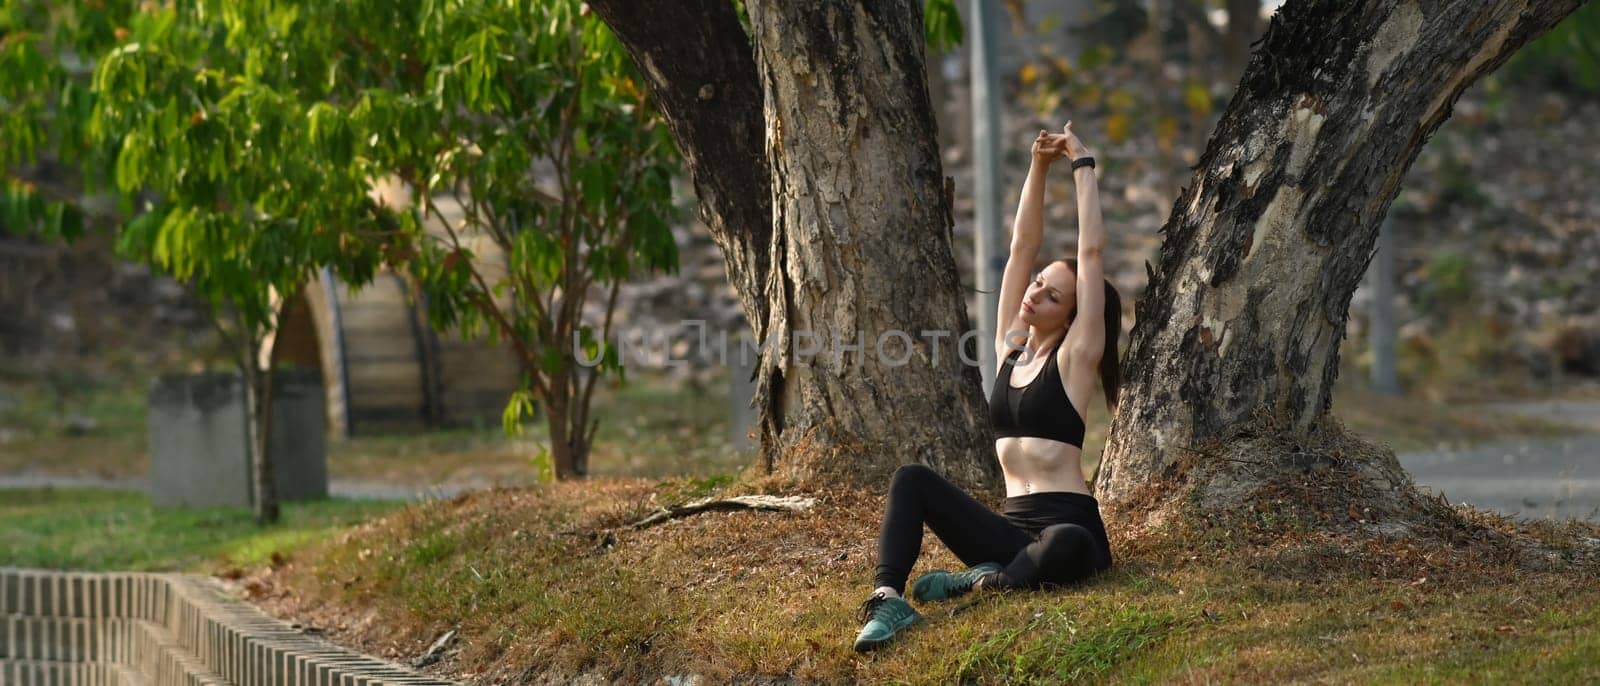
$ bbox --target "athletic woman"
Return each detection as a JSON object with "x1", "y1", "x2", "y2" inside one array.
[{"x1": 854, "y1": 122, "x2": 1123, "y2": 652}]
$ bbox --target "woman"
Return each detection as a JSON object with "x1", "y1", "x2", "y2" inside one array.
[{"x1": 854, "y1": 122, "x2": 1123, "y2": 652}]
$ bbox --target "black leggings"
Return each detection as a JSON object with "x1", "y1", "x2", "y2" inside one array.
[{"x1": 874, "y1": 464, "x2": 1113, "y2": 595}]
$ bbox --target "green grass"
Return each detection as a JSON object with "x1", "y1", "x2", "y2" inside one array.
[
  {"x1": 2, "y1": 365, "x2": 752, "y2": 485},
  {"x1": 952, "y1": 604, "x2": 1181, "y2": 684},
  {"x1": 0, "y1": 370, "x2": 152, "y2": 479},
  {"x1": 0, "y1": 488, "x2": 403, "y2": 572}
]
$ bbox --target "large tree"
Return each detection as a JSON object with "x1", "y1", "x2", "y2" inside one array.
[
  {"x1": 592, "y1": 0, "x2": 998, "y2": 489},
  {"x1": 591, "y1": 0, "x2": 1587, "y2": 502},
  {"x1": 1093, "y1": 0, "x2": 1588, "y2": 518}
]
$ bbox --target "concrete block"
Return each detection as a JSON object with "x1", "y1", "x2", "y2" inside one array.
[{"x1": 147, "y1": 370, "x2": 328, "y2": 509}]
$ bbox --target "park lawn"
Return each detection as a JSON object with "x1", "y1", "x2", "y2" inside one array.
[
  {"x1": 2, "y1": 363, "x2": 1582, "y2": 489},
  {"x1": 0, "y1": 488, "x2": 403, "y2": 573},
  {"x1": 251, "y1": 477, "x2": 1600, "y2": 684},
  {"x1": 0, "y1": 368, "x2": 750, "y2": 486}
]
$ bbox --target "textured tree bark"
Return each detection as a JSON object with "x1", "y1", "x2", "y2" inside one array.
[
  {"x1": 1095, "y1": 0, "x2": 1586, "y2": 510},
  {"x1": 740, "y1": 0, "x2": 997, "y2": 488},
  {"x1": 584, "y1": 0, "x2": 773, "y2": 336},
  {"x1": 593, "y1": 1, "x2": 1000, "y2": 489}
]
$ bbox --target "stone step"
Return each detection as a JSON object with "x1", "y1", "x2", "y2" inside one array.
[{"x1": 0, "y1": 658, "x2": 145, "y2": 686}]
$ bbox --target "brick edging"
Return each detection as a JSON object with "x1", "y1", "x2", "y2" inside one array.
[{"x1": 1, "y1": 568, "x2": 456, "y2": 686}]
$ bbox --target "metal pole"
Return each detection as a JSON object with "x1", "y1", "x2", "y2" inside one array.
[
  {"x1": 1371, "y1": 213, "x2": 1400, "y2": 395},
  {"x1": 971, "y1": 0, "x2": 1005, "y2": 395}
]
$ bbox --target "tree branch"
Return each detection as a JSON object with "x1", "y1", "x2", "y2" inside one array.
[
  {"x1": 586, "y1": 0, "x2": 773, "y2": 331},
  {"x1": 623, "y1": 495, "x2": 817, "y2": 531}
]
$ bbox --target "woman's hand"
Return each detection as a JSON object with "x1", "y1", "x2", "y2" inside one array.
[
  {"x1": 1030, "y1": 129, "x2": 1067, "y2": 166},
  {"x1": 1054, "y1": 121, "x2": 1093, "y2": 162}
]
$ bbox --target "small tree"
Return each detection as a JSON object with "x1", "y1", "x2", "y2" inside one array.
[
  {"x1": 88, "y1": 0, "x2": 680, "y2": 483},
  {"x1": 370, "y1": 0, "x2": 682, "y2": 479},
  {"x1": 90, "y1": 4, "x2": 389, "y2": 523}
]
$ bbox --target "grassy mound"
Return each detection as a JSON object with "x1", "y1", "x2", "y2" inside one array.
[{"x1": 246, "y1": 466, "x2": 1600, "y2": 684}]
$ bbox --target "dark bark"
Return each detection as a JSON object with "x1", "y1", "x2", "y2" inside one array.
[
  {"x1": 1095, "y1": 0, "x2": 1587, "y2": 507},
  {"x1": 740, "y1": 0, "x2": 998, "y2": 488},
  {"x1": 585, "y1": 0, "x2": 772, "y2": 331}
]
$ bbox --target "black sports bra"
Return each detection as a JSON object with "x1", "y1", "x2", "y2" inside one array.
[{"x1": 988, "y1": 341, "x2": 1086, "y2": 448}]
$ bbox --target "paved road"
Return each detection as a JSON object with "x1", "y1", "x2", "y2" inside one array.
[
  {"x1": 1399, "y1": 434, "x2": 1600, "y2": 521},
  {"x1": 1398, "y1": 400, "x2": 1600, "y2": 522}
]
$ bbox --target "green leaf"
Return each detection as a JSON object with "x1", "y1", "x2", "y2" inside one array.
[{"x1": 924, "y1": 0, "x2": 964, "y2": 53}]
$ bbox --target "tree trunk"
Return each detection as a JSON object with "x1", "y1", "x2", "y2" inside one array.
[
  {"x1": 546, "y1": 383, "x2": 579, "y2": 480},
  {"x1": 593, "y1": 0, "x2": 1000, "y2": 489},
  {"x1": 1095, "y1": 0, "x2": 1586, "y2": 512},
  {"x1": 244, "y1": 338, "x2": 280, "y2": 526},
  {"x1": 584, "y1": 0, "x2": 773, "y2": 330},
  {"x1": 739, "y1": 0, "x2": 997, "y2": 488}
]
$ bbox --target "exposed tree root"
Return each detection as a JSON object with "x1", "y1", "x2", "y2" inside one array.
[
  {"x1": 623, "y1": 495, "x2": 817, "y2": 531},
  {"x1": 1105, "y1": 416, "x2": 1600, "y2": 584}
]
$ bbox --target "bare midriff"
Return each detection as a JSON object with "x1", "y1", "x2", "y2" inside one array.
[{"x1": 996, "y1": 436, "x2": 1091, "y2": 497}]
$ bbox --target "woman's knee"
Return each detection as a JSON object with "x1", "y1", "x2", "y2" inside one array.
[
  {"x1": 1038, "y1": 524, "x2": 1092, "y2": 559},
  {"x1": 890, "y1": 463, "x2": 937, "y2": 490}
]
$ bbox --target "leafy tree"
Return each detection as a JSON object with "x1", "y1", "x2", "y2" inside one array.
[
  {"x1": 378, "y1": 0, "x2": 683, "y2": 478},
  {"x1": 89, "y1": 2, "x2": 389, "y2": 523},
  {"x1": 0, "y1": 0, "x2": 130, "y2": 238},
  {"x1": 87, "y1": 0, "x2": 680, "y2": 486}
]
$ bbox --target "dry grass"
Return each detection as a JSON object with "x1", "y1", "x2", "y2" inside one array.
[{"x1": 244, "y1": 464, "x2": 1600, "y2": 684}]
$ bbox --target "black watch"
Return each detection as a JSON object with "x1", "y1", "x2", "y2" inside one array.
[{"x1": 1070, "y1": 156, "x2": 1096, "y2": 171}]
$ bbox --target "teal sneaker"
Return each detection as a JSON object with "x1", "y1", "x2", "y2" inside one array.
[
  {"x1": 911, "y1": 562, "x2": 1003, "y2": 602},
  {"x1": 853, "y1": 592, "x2": 920, "y2": 652}
]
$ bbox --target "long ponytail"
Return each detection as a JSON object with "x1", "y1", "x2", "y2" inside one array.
[{"x1": 1062, "y1": 258, "x2": 1123, "y2": 413}]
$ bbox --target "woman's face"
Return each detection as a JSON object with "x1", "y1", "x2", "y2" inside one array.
[{"x1": 1018, "y1": 260, "x2": 1077, "y2": 329}]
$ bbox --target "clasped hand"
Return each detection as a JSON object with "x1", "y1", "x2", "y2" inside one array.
[{"x1": 1030, "y1": 121, "x2": 1092, "y2": 166}]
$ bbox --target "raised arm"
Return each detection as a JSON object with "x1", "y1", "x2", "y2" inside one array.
[
  {"x1": 995, "y1": 131, "x2": 1067, "y2": 354},
  {"x1": 1060, "y1": 121, "x2": 1105, "y2": 366}
]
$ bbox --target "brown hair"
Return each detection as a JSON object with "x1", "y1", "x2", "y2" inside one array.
[{"x1": 1057, "y1": 258, "x2": 1123, "y2": 413}]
